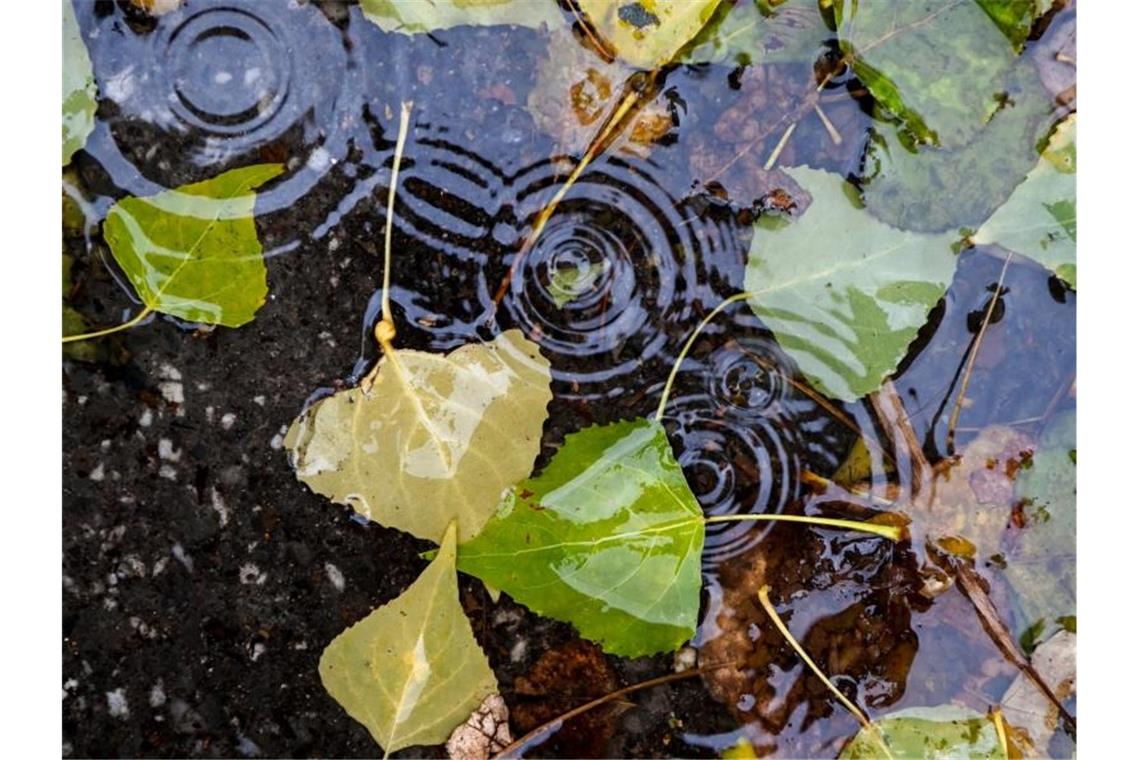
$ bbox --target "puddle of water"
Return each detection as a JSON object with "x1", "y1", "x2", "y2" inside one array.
[{"x1": 64, "y1": 1, "x2": 1076, "y2": 757}]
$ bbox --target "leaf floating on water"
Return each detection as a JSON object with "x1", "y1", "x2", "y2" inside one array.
[
  {"x1": 456, "y1": 417, "x2": 705, "y2": 657},
  {"x1": 744, "y1": 166, "x2": 958, "y2": 402},
  {"x1": 576, "y1": 0, "x2": 723, "y2": 69},
  {"x1": 834, "y1": 0, "x2": 1017, "y2": 149},
  {"x1": 839, "y1": 705, "x2": 1006, "y2": 759},
  {"x1": 285, "y1": 329, "x2": 553, "y2": 543},
  {"x1": 103, "y1": 164, "x2": 284, "y2": 327},
  {"x1": 976, "y1": 0, "x2": 1053, "y2": 52},
  {"x1": 975, "y1": 115, "x2": 1076, "y2": 288},
  {"x1": 63, "y1": 0, "x2": 97, "y2": 165},
  {"x1": 681, "y1": 0, "x2": 829, "y2": 66},
  {"x1": 361, "y1": 0, "x2": 565, "y2": 34},
  {"x1": 319, "y1": 522, "x2": 497, "y2": 757}
]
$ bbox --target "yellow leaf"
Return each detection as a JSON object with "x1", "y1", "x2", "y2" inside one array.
[
  {"x1": 577, "y1": 0, "x2": 723, "y2": 69},
  {"x1": 319, "y1": 521, "x2": 497, "y2": 756}
]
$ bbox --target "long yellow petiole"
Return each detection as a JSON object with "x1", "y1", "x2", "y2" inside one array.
[
  {"x1": 62, "y1": 306, "x2": 154, "y2": 344},
  {"x1": 706, "y1": 513, "x2": 901, "y2": 542},
  {"x1": 757, "y1": 585, "x2": 893, "y2": 759}
]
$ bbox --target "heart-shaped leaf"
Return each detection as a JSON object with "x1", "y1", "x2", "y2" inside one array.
[
  {"x1": 576, "y1": 0, "x2": 723, "y2": 69},
  {"x1": 839, "y1": 705, "x2": 1004, "y2": 759},
  {"x1": 745, "y1": 166, "x2": 958, "y2": 402},
  {"x1": 285, "y1": 329, "x2": 553, "y2": 542},
  {"x1": 975, "y1": 115, "x2": 1076, "y2": 288},
  {"x1": 319, "y1": 521, "x2": 497, "y2": 756},
  {"x1": 361, "y1": 0, "x2": 564, "y2": 34},
  {"x1": 63, "y1": 0, "x2": 97, "y2": 165},
  {"x1": 103, "y1": 164, "x2": 284, "y2": 327},
  {"x1": 456, "y1": 417, "x2": 704, "y2": 657}
]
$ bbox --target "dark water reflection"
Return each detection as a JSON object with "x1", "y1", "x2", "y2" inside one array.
[{"x1": 66, "y1": 1, "x2": 1076, "y2": 757}]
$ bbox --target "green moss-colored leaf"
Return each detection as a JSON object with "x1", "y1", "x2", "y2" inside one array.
[
  {"x1": 319, "y1": 521, "x2": 497, "y2": 756},
  {"x1": 860, "y1": 61, "x2": 1056, "y2": 233},
  {"x1": 1003, "y1": 410, "x2": 1075, "y2": 644},
  {"x1": 840, "y1": 705, "x2": 1004, "y2": 759},
  {"x1": 361, "y1": 0, "x2": 564, "y2": 34},
  {"x1": 63, "y1": 0, "x2": 97, "y2": 165},
  {"x1": 455, "y1": 417, "x2": 704, "y2": 657},
  {"x1": 834, "y1": 0, "x2": 1016, "y2": 149},
  {"x1": 103, "y1": 164, "x2": 283, "y2": 327},
  {"x1": 547, "y1": 261, "x2": 606, "y2": 308},
  {"x1": 578, "y1": 0, "x2": 723, "y2": 68},
  {"x1": 285, "y1": 330, "x2": 553, "y2": 543},
  {"x1": 975, "y1": 115, "x2": 1076, "y2": 288},
  {"x1": 744, "y1": 166, "x2": 958, "y2": 402},
  {"x1": 682, "y1": 0, "x2": 829, "y2": 66},
  {"x1": 974, "y1": 0, "x2": 1042, "y2": 51}
]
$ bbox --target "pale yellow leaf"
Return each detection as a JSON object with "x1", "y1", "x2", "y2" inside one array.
[
  {"x1": 319, "y1": 521, "x2": 497, "y2": 756},
  {"x1": 284, "y1": 329, "x2": 552, "y2": 542}
]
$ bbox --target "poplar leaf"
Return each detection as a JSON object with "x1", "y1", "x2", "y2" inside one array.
[
  {"x1": 576, "y1": 0, "x2": 723, "y2": 69},
  {"x1": 63, "y1": 0, "x2": 97, "y2": 165},
  {"x1": 840, "y1": 705, "x2": 1004, "y2": 759},
  {"x1": 319, "y1": 521, "x2": 497, "y2": 756},
  {"x1": 104, "y1": 164, "x2": 284, "y2": 327},
  {"x1": 361, "y1": 0, "x2": 564, "y2": 34},
  {"x1": 285, "y1": 330, "x2": 553, "y2": 542}
]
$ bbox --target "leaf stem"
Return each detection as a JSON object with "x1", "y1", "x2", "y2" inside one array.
[
  {"x1": 62, "y1": 306, "x2": 154, "y2": 343},
  {"x1": 757, "y1": 585, "x2": 893, "y2": 759},
  {"x1": 654, "y1": 292, "x2": 752, "y2": 421},
  {"x1": 381, "y1": 101, "x2": 415, "y2": 331},
  {"x1": 706, "y1": 513, "x2": 901, "y2": 542}
]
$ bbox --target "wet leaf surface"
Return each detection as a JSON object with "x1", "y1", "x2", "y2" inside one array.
[
  {"x1": 976, "y1": 115, "x2": 1076, "y2": 288},
  {"x1": 839, "y1": 705, "x2": 1004, "y2": 759},
  {"x1": 681, "y1": 0, "x2": 831, "y2": 66},
  {"x1": 103, "y1": 163, "x2": 284, "y2": 327},
  {"x1": 319, "y1": 522, "x2": 497, "y2": 756},
  {"x1": 577, "y1": 0, "x2": 723, "y2": 68},
  {"x1": 745, "y1": 166, "x2": 958, "y2": 402},
  {"x1": 456, "y1": 418, "x2": 705, "y2": 657},
  {"x1": 361, "y1": 0, "x2": 565, "y2": 34},
  {"x1": 63, "y1": 0, "x2": 96, "y2": 164},
  {"x1": 285, "y1": 329, "x2": 552, "y2": 543},
  {"x1": 1000, "y1": 629, "x2": 1076, "y2": 757}
]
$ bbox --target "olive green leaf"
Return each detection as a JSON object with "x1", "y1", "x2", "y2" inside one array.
[
  {"x1": 547, "y1": 261, "x2": 606, "y2": 308},
  {"x1": 744, "y1": 166, "x2": 958, "y2": 402},
  {"x1": 63, "y1": 0, "x2": 97, "y2": 165},
  {"x1": 976, "y1": 0, "x2": 1053, "y2": 52},
  {"x1": 577, "y1": 0, "x2": 723, "y2": 69},
  {"x1": 681, "y1": 0, "x2": 830, "y2": 67},
  {"x1": 455, "y1": 417, "x2": 704, "y2": 657},
  {"x1": 834, "y1": 0, "x2": 1016, "y2": 149},
  {"x1": 319, "y1": 521, "x2": 497, "y2": 757},
  {"x1": 360, "y1": 0, "x2": 564, "y2": 34},
  {"x1": 840, "y1": 705, "x2": 1005, "y2": 759},
  {"x1": 103, "y1": 164, "x2": 283, "y2": 327},
  {"x1": 1003, "y1": 410, "x2": 1075, "y2": 643},
  {"x1": 975, "y1": 114, "x2": 1076, "y2": 288},
  {"x1": 285, "y1": 329, "x2": 553, "y2": 543},
  {"x1": 860, "y1": 62, "x2": 1055, "y2": 234}
]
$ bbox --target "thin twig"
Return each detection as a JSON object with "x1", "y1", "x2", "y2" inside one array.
[{"x1": 946, "y1": 252, "x2": 1013, "y2": 453}]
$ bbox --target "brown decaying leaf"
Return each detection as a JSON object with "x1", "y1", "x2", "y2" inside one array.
[{"x1": 447, "y1": 694, "x2": 513, "y2": 760}]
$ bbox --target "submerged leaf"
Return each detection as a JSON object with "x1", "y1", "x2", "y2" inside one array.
[
  {"x1": 975, "y1": 115, "x2": 1076, "y2": 288},
  {"x1": 361, "y1": 0, "x2": 564, "y2": 34},
  {"x1": 975, "y1": 0, "x2": 1046, "y2": 51},
  {"x1": 63, "y1": 0, "x2": 97, "y2": 165},
  {"x1": 744, "y1": 166, "x2": 958, "y2": 402},
  {"x1": 319, "y1": 521, "x2": 497, "y2": 756},
  {"x1": 860, "y1": 62, "x2": 1056, "y2": 234},
  {"x1": 455, "y1": 418, "x2": 704, "y2": 657},
  {"x1": 834, "y1": 0, "x2": 1016, "y2": 148},
  {"x1": 285, "y1": 329, "x2": 553, "y2": 543},
  {"x1": 1000, "y1": 629, "x2": 1076, "y2": 757},
  {"x1": 576, "y1": 0, "x2": 723, "y2": 68},
  {"x1": 103, "y1": 164, "x2": 284, "y2": 327},
  {"x1": 681, "y1": 0, "x2": 830, "y2": 66},
  {"x1": 839, "y1": 705, "x2": 1004, "y2": 759}
]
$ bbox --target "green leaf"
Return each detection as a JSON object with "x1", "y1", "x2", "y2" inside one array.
[
  {"x1": 1003, "y1": 410, "x2": 1075, "y2": 643},
  {"x1": 455, "y1": 417, "x2": 705, "y2": 657},
  {"x1": 681, "y1": 0, "x2": 830, "y2": 67},
  {"x1": 974, "y1": 0, "x2": 1038, "y2": 51},
  {"x1": 744, "y1": 166, "x2": 958, "y2": 402},
  {"x1": 858, "y1": 59, "x2": 1057, "y2": 234},
  {"x1": 63, "y1": 0, "x2": 97, "y2": 165},
  {"x1": 834, "y1": 0, "x2": 1016, "y2": 149},
  {"x1": 975, "y1": 115, "x2": 1076, "y2": 288},
  {"x1": 577, "y1": 0, "x2": 723, "y2": 69},
  {"x1": 547, "y1": 261, "x2": 606, "y2": 308},
  {"x1": 285, "y1": 329, "x2": 553, "y2": 543},
  {"x1": 840, "y1": 705, "x2": 1004, "y2": 759},
  {"x1": 319, "y1": 521, "x2": 497, "y2": 756},
  {"x1": 360, "y1": 0, "x2": 564, "y2": 34},
  {"x1": 103, "y1": 164, "x2": 283, "y2": 327}
]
